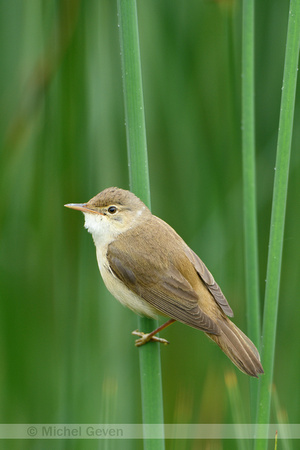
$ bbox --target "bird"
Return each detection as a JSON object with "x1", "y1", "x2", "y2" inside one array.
[{"x1": 65, "y1": 187, "x2": 264, "y2": 378}]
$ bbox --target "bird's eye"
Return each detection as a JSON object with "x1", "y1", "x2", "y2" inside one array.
[{"x1": 108, "y1": 206, "x2": 117, "y2": 214}]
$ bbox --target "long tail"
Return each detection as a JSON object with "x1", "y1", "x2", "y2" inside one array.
[{"x1": 206, "y1": 318, "x2": 264, "y2": 377}]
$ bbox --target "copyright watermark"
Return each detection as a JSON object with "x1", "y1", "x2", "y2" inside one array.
[
  {"x1": 23, "y1": 425, "x2": 125, "y2": 439},
  {"x1": 27, "y1": 426, "x2": 38, "y2": 437},
  {"x1": 40, "y1": 425, "x2": 123, "y2": 438},
  {"x1": 0, "y1": 424, "x2": 296, "y2": 439}
]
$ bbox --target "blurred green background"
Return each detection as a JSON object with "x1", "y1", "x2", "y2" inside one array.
[{"x1": 0, "y1": 0, "x2": 299, "y2": 449}]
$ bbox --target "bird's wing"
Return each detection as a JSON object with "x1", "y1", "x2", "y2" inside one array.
[
  {"x1": 107, "y1": 223, "x2": 220, "y2": 334},
  {"x1": 184, "y1": 247, "x2": 234, "y2": 317},
  {"x1": 154, "y1": 216, "x2": 234, "y2": 317}
]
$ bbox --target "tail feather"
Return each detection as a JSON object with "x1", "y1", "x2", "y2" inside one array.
[{"x1": 207, "y1": 319, "x2": 264, "y2": 378}]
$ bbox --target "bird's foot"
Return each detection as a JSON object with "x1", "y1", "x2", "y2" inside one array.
[{"x1": 132, "y1": 330, "x2": 169, "y2": 347}]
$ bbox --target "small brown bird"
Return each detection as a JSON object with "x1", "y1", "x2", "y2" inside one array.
[{"x1": 65, "y1": 187, "x2": 264, "y2": 378}]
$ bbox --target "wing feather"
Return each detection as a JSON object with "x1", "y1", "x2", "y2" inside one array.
[
  {"x1": 184, "y1": 248, "x2": 234, "y2": 317},
  {"x1": 107, "y1": 221, "x2": 220, "y2": 334}
]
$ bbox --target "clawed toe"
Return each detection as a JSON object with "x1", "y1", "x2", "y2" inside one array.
[{"x1": 132, "y1": 330, "x2": 169, "y2": 346}]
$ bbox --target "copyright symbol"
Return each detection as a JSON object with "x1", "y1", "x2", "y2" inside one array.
[{"x1": 27, "y1": 426, "x2": 37, "y2": 437}]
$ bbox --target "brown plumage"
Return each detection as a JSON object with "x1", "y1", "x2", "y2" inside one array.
[
  {"x1": 107, "y1": 213, "x2": 264, "y2": 377},
  {"x1": 66, "y1": 187, "x2": 264, "y2": 378}
]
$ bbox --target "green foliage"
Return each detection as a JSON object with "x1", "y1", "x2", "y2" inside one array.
[{"x1": 0, "y1": 1, "x2": 299, "y2": 449}]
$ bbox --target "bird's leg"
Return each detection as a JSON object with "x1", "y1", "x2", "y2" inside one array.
[{"x1": 132, "y1": 319, "x2": 176, "y2": 346}]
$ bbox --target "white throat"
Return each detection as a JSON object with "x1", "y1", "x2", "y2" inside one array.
[{"x1": 83, "y1": 213, "x2": 121, "y2": 248}]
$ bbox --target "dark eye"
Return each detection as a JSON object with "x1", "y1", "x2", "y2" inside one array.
[{"x1": 108, "y1": 206, "x2": 117, "y2": 214}]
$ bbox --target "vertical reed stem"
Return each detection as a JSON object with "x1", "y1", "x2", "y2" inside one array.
[
  {"x1": 255, "y1": 1, "x2": 300, "y2": 446},
  {"x1": 241, "y1": 0, "x2": 261, "y2": 421},
  {"x1": 117, "y1": 1, "x2": 165, "y2": 448}
]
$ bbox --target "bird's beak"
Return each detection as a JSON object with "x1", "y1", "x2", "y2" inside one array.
[{"x1": 64, "y1": 203, "x2": 103, "y2": 215}]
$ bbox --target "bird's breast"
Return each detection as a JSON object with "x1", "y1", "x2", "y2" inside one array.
[{"x1": 96, "y1": 246, "x2": 159, "y2": 318}]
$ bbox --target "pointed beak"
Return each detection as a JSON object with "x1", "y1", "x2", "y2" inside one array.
[{"x1": 64, "y1": 203, "x2": 103, "y2": 215}]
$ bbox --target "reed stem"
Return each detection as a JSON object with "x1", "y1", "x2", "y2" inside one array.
[
  {"x1": 117, "y1": 1, "x2": 165, "y2": 448},
  {"x1": 255, "y1": 0, "x2": 300, "y2": 446},
  {"x1": 241, "y1": 0, "x2": 261, "y2": 421}
]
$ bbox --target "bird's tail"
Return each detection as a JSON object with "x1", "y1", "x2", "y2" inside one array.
[{"x1": 206, "y1": 318, "x2": 264, "y2": 377}]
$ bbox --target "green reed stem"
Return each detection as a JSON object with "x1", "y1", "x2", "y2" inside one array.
[
  {"x1": 255, "y1": 0, "x2": 300, "y2": 447},
  {"x1": 241, "y1": 0, "x2": 261, "y2": 421},
  {"x1": 117, "y1": 1, "x2": 165, "y2": 448}
]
